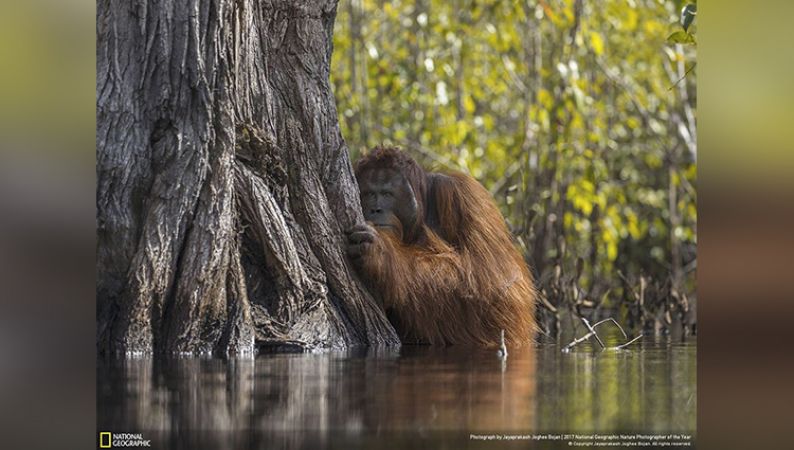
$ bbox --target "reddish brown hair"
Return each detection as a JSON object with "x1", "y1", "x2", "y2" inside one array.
[
  {"x1": 353, "y1": 147, "x2": 537, "y2": 347},
  {"x1": 354, "y1": 145, "x2": 428, "y2": 243}
]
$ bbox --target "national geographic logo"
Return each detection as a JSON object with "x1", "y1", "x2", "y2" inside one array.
[{"x1": 99, "y1": 432, "x2": 151, "y2": 448}]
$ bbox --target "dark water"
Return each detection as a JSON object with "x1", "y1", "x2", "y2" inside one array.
[{"x1": 97, "y1": 337, "x2": 696, "y2": 449}]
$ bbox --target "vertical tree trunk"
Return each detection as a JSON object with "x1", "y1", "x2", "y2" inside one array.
[{"x1": 97, "y1": 0, "x2": 399, "y2": 356}]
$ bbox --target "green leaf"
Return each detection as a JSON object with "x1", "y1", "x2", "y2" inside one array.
[
  {"x1": 667, "y1": 30, "x2": 695, "y2": 45},
  {"x1": 681, "y1": 4, "x2": 697, "y2": 32}
]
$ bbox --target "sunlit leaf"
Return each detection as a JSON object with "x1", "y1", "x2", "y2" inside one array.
[
  {"x1": 590, "y1": 32, "x2": 604, "y2": 56},
  {"x1": 463, "y1": 95, "x2": 475, "y2": 114},
  {"x1": 667, "y1": 30, "x2": 695, "y2": 45}
]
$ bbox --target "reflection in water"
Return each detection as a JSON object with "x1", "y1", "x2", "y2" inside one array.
[{"x1": 98, "y1": 340, "x2": 695, "y2": 449}]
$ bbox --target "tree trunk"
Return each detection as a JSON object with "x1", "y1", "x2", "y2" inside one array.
[{"x1": 96, "y1": 0, "x2": 399, "y2": 356}]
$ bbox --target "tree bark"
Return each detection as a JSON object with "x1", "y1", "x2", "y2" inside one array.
[{"x1": 97, "y1": 0, "x2": 399, "y2": 356}]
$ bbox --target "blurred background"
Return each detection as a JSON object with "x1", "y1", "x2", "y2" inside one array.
[
  {"x1": 332, "y1": 0, "x2": 698, "y2": 338},
  {"x1": 0, "y1": 1, "x2": 94, "y2": 450}
]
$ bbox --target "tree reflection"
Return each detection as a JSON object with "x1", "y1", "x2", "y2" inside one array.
[
  {"x1": 98, "y1": 342, "x2": 695, "y2": 449},
  {"x1": 98, "y1": 347, "x2": 536, "y2": 448}
]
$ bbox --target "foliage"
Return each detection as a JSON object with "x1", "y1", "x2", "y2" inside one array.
[{"x1": 332, "y1": 0, "x2": 696, "y2": 336}]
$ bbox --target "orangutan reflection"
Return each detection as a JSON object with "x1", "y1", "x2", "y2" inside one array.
[{"x1": 97, "y1": 347, "x2": 537, "y2": 448}]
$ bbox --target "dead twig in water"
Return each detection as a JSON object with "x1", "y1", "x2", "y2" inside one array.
[
  {"x1": 591, "y1": 318, "x2": 628, "y2": 339},
  {"x1": 562, "y1": 330, "x2": 599, "y2": 352},
  {"x1": 497, "y1": 329, "x2": 508, "y2": 358},
  {"x1": 580, "y1": 317, "x2": 606, "y2": 349},
  {"x1": 614, "y1": 334, "x2": 643, "y2": 349},
  {"x1": 561, "y1": 316, "x2": 643, "y2": 352}
]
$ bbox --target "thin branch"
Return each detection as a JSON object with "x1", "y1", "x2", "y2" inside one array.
[
  {"x1": 561, "y1": 316, "x2": 642, "y2": 352},
  {"x1": 580, "y1": 317, "x2": 605, "y2": 349},
  {"x1": 497, "y1": 329, "x2": 508, "y2": 358},
  {"x1": 562, "y1": 330, "x2": 597, "y2": 352},
  {"x1": 490, "y1": 160, "x2": 522, "y2": 196},
  {"x1": 614, "y1": 334, "x2": 643, "y2": 349},
  {"x1": 668, "y1": 63, "x2": 696, "y2": 91},
  {"x1": 538, "y1": 291, "x2": 558, "y2": 313},
  {"x1": 591, "y1": 317, "x2": 628, "y2": 340}
]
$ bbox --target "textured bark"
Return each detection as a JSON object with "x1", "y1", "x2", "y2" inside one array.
[{"x1": 96, "y1": 0, "x2": 399, "y2": 355}]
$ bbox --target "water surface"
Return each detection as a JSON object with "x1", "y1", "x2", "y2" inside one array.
[{"x1": 98, "y1": 337, "x2": 696, "y2": 449}]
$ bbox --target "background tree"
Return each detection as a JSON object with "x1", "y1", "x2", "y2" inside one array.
[
  {"x1": 333, "y1": 0, "x2": 697, "y2": 337},
  {"x1": 96, "y1": 0, "x2": 398, "y2": 356}
]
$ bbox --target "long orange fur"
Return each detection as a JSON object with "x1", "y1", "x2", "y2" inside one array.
[{"x1": 354, "y1": 147, "x2": 537, "y2": 347}]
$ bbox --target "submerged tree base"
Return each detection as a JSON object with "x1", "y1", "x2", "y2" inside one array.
[{"x1": 96, "y1": 0, "x2": 399, "y2": 356}]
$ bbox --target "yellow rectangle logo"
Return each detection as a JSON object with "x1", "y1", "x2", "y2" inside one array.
[{"x1": 99, "y1": 432, "x2": 111, "y2": 448}]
